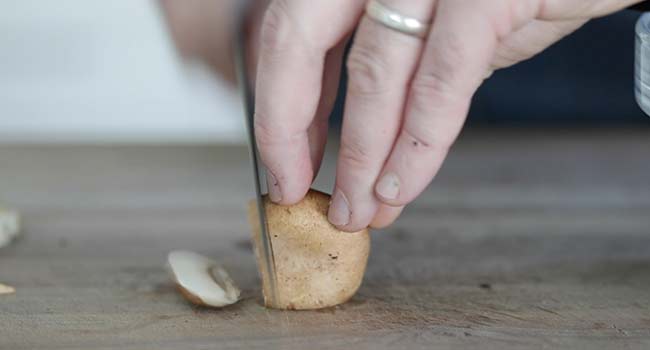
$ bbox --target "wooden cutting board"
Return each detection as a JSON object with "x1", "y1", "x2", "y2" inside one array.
[{"x1": 1, "y1": 128, "x2": 650, "y2": 349}]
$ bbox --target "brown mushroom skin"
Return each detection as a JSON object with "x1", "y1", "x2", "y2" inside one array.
[{"x1": 248, "y1": 189, "x2": 370, "y2": 310}]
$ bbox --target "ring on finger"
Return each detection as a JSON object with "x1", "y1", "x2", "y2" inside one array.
[{"x1": 365, "y1": 0, "x2": 432, "y2": 39}]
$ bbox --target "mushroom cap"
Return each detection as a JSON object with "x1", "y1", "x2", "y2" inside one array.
[{"x1": 249, "y1": 189, "x2": 370, "y2": 310}]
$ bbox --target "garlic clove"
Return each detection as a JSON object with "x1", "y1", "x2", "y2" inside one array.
[{"x1": 166, "y1": 250, "x2": 241, "y2": 308}]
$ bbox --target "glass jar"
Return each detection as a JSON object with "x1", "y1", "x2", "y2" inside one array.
[{"x1": 635, "y1": 13, "x2": 650, "y2": 116}]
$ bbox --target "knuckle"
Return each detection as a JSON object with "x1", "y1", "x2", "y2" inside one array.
[
  {"x1": 260, "y1": 1, "x2": 324, "y2": 57},
  {"x1": 260, "y1": 0, "x2": 294, "y2": 53},
  {"x1": 437, "y1": 26, "x2": 469, "y2": 67},
  {"x1": 493, "y1": 41, "x2": 535, "y2": 68},
  {"x1": 503, "y1": 0, "x2": 537, "y2": 31},
  {"x1": 412, "y1": 38, "x2": 469, "y2": 101},
  {"x1": 411, "y1": 68, "x2": 458, "y2": 104},
  {"x1": 254, "y1": 113, "x2": 305, "y2": 148},
  {"x1": 339, "y1": 137, "x2": 374, "y2": 170},
  {"x1": 253, "y1": 115, "x2": 279, "y2": 147},
  {"x1": 346, "y1": 43, "x2": 392, "y2": 96}
]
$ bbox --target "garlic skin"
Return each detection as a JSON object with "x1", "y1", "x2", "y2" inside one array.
[
  {"x1": 0, "y1": 209, "x2": 20, "y2": 249},
  {"x1": 167, "y1": 250, "x2": 241, "y2": 308}
]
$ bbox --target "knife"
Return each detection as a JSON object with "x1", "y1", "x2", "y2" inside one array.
[{"x1": 233, "y1": 4, "x2": 278, "y2": 306}]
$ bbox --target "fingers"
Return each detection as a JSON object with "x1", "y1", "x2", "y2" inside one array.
[
  {"x1": 375, "y1": 0, "x2": 502, "y2": 206},
  {"x1": 255, "y1": 0, "x2": 364, "y2": 205},
  {"x1": 370, "y1": 204, "x2": 404, "y2": 229},
  {"x1": 307, "y1": 40, "x2": 348, "y2": 175},
  {"x1": 257, "y1": 0, "x2": 631, "y2": 229},
  {"x1": 340, "y1": 0, "x2": 631, "y2": 225},
  {"x1": 329, "y1": 0, "x2": 437, "y2": 232}
]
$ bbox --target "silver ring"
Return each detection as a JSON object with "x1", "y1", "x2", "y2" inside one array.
[{"x1": 365, "y1": 0, "x2": 431, "y2": 39}]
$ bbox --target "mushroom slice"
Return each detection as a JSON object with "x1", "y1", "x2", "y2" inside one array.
[
  {"x1": 0, "y1": 209, "x2": 20, "y2": 248},
  {"x1": 166, "y1": 250, "x2": 241, "y2": 307},
  {"x1": 0, "y1": 283, "x2": 15, "y2": 295}
]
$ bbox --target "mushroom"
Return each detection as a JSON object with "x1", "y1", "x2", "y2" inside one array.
[
  {"x1": 248, "y1": 189, "x2": 370, "y2": 310},
  {"x1": 0, "y1": 208, "x2": 20, "y2": 249},
  {"x1": 0, "y1": 283, "x2": 15, "y2": 295},
  {"x1": 166, "y1": 250, "x2": 241, "y2": 307}
]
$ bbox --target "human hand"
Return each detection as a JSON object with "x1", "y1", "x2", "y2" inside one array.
[{"x1": 254, "y1": 0, "x2": 642, "y2": 232}]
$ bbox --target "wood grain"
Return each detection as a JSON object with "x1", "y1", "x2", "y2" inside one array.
[{"x1": 1, "y1": 128, "x2": 650, "y2": 349}]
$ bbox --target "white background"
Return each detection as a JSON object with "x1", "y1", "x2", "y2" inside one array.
[{"x1": 0, "y1": 0, "x2": 246, "y2": 143}]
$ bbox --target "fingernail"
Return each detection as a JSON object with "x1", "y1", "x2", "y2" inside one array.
[
  {"x1": 266, "y1": 171, "x2": 282, "y2": 203},
  {"x1": 375, "y1": 172, "x2": 400, "y2": 200},
  {"x1": 328, "y1": 189, "x2": 351, "y2": 227}
]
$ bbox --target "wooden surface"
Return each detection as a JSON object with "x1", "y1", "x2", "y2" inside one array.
[{"x1": 1, "y1": 129, "x2": 650, "y2": 349}]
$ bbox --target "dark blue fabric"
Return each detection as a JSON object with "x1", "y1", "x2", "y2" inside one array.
[
  {"x1": 332, "y1": 10, "x2": 650, "y2": 126},
  {"x1": 469, "y1": 10, "x2": 648, "y2": 124}
]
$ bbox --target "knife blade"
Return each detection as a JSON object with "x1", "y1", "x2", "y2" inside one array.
[{"x1": 233, "y1": 5, "x2": 278, "y2": 306}]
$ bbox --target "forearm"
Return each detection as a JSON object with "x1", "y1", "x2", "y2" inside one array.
[{"x1": 159, "y1": 0, "x2": 266, "y2": 84}]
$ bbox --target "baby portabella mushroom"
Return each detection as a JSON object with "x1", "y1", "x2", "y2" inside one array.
[
  {"x1": 167, "y1": 250, "x2": 241, "y2": 308},
  {"x1": 248, "y1": 189, "x2": 371, "y2": 310}
]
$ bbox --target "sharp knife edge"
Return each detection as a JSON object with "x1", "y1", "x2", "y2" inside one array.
[{"x1": 233, "y1": 5, "x2": 278, "y2": 305}]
